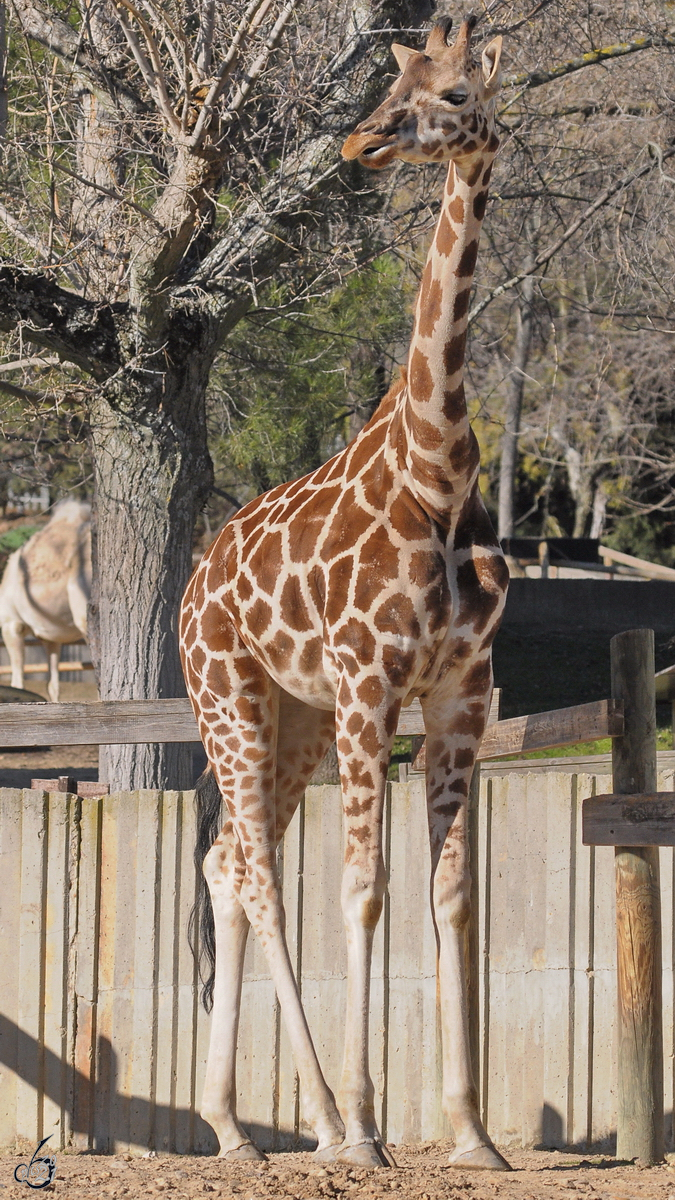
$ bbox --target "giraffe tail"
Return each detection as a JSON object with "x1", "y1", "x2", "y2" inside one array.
[{"x1": 188, "y1": 765, "x2": 221, "y2": 1013}]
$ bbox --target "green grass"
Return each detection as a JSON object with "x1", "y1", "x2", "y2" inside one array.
[
  {"x1": 498, "y1": 726, "x2": 673, "y2": 761},
  {"x1": 391, "y1": 727, "x2": 675, "y2": 772}
]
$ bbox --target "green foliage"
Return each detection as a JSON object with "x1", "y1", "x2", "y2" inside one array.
[
  {"x1": 208, "y1": 256, "x2": 414, "y2": 504},
  {"x1": 0, "y1": 526, "x2": 38, "y2": 554},
  {"x1": 603, "y1": 513, "x2": 675, "y2": 569},
  {"x1": 0, "y1": 524, "x2": 39, "y2": 580}
]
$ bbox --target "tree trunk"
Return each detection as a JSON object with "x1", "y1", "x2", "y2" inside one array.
[
  {"x1": 498, "y1": 271, "x2": 535, "y2": 540},
  {"x1": 88, "y1": 338, "x2": 214, "y2": 790}
]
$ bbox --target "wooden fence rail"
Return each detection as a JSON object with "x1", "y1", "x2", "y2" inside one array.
[{"x1": 0, "y1": 695, "x2": 623, "y2": 754}]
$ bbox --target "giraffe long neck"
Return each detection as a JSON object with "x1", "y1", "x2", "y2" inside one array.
[{"x1": 399, "y1": 149, "x2": 496, "y2": 524}]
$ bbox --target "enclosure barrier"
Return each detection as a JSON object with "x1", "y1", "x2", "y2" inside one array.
[{"x1": 1, "y1": 629, "x2": 672, "y2": 1161}]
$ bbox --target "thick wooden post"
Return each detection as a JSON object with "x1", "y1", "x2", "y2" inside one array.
[{"x1": 611, "y1": 629, "x2": 663, "y2": 1163}]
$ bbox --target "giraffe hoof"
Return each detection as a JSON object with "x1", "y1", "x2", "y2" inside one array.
[
  {"x1": 448, "y1": 1145, "x2": 512, "y2": 1171},
  {"x1": 334, "y1": 1140, "x2": 397, "y2": 1169},
  {"x1": 220, "y1": 1141, "x2": 267, "y2": 1162},
  {"x1": 313, "y1": 1144, "x2": 344, "y2": 1164}
]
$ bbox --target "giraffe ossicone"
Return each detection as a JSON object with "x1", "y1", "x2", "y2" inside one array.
[{"x1": 180, "y1": 12, "x2": 511, "y2": 1171}]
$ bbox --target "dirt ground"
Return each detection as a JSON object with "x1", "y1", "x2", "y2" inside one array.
[{"x1": 3, "y1": 1146, "x2": 675, "y2": 1200}]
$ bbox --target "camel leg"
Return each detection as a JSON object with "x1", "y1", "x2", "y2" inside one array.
[
  {"x1": 201, "y1": 694, "x2": 335, "y2": 1159},
  {"x1": 42, "y1": 640, "x2": 61, "y2": 702},
  {"x1": 66, "y1": 575, "x2": 89, "y2": 638},
  {"x1": 2, "y1": 620, "x2": 26, "y2": 690},
  {"x1": 422, "y1": 686, "x2": 511, "y2": 1171}
]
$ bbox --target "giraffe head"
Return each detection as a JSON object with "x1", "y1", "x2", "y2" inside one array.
[{"x1": 342, "y1": 15, "x2": 502, "y2": 170}]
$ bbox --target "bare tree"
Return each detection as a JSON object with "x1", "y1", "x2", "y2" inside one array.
[
  {"x1": 0, "y1": 0, "x2": 430, "y2": 787},
  {"x1": 465, "y1": 0, "x2": 675, "y2": 544}
]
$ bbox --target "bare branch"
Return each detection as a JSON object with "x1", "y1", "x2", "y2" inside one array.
[
  {"x1": 0, "y1": 199, "x2": 50, "y2": 258},
  {"x1": 113, "y1": 0, "x2": 181, "y2": 132},
  {"x1": 187, "y1": 0, "x2": 271, "y2": 150},
  {"x1": 194, "y1": 0, "x2": 216, "y2": 74},
  {"x1": 0, "y1": 354, "x2": 58, "y2": 371},
  {"x1": 220, "y1": 0, "x2": 299, "y2": 126},
  {"x1": 53, "y1": 158, "x2": 165, "y2": 230},
  {"x1": 0, "y1": 266, "x2": 122, "y2": 375},
  {"x1": 469, "y1": 147, "x2": 675, "y2": 323},
  {"x1": 506, "y1": 34, "x2": 674, "y2": 93},
  {"x1": 10, "y1": 0, "x2": 146, "y2": 117},
  {"x1": 0, "y1": 200, "x2": 82, "y2": 287}
]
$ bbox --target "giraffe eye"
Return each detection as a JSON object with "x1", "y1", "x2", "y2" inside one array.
[{"x1": 440, "y1": 91, "x2": 467, "y2": 106}]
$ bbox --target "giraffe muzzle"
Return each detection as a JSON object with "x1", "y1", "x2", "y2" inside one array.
[{"x1": 341, "y1": 131, "x2": 398, "y2": 166}]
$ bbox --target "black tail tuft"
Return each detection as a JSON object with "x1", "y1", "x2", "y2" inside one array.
[{"x1": 188, "y1": 766, "x2": 223, "y2": 1013}]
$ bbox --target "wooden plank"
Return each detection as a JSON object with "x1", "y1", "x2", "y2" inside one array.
[
  {"x1": 583, "y1": 793, "x2": 675, "y2": 847},
  {"x1": 655, "y1": 666, "x2": 675, "y2": 703},
  {"x1": 0, "y1": 699, "x2": 201, "y2": 747},
  {"x1": 599, "y1": 543, "x2": 675, "y2": 581},
  {"x1": 0, "y1": 789, "x2": 23, "y2": 1149},
  {"x1": 478, "y1": 699, "x2": 623, "y2": 762},
  {"x1": 394, "y1": 699, "x2": 424, "y2": 736},
  {"x1": 16, "y1": 790, "x2": 48, "y2": 1145},
  {"x1": 0, "y1": 661, "x2": 94, "y2": 675},
  {"x1": 42, "y1": 792, "x2": 72, "y2": 1148},
  {"x1": 0, "y1": 694, "x2": 624, "y2": 762},
  {"x1": 386, "y1": 778, "x2": 443, "y2": 1144},
  {"x1": 70, "y1": 795, "x2": 102, "y2": 1152},
  {"x1": 0, "y1": 696, "x2": 421, "y2": 746}
]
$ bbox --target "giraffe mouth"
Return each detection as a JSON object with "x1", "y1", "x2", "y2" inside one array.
[
  {"x1": 341, "y1": 132, "x2": 397, "y2": 165},
  {"x1": 360, "y1": 142, "x2": 396, "y2": 163}
]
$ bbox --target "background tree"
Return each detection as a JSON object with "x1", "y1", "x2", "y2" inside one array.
[
  {"x1": 0, "y1": 0, "x2": 432, "y2": 787},
  {"x1": 2, "y1": 0, "x2": 675, "y2": 794}
]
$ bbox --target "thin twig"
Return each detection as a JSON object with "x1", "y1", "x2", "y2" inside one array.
[
  {"x1": 187, "y1": 0, "x2": 271, "y2": 150},
  {"x1": 505, "y1": 34, "x2": 673, "y2": 93},
  {"x1": 52, "y1": 158, "x2": 165, "y2": 230},
  {"x1": 469, "y1": 146, "x2": 675, "y2": 324},
  {"x1": 219, "y1": 0, "x2": 299, "y2": 127},
  {"x1": 114, "y1": 0, "x2": 181, "y2": 131}
]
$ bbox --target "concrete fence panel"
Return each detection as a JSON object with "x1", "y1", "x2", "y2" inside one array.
[{"x1": 2, "y1": 757, "x2": 675, "y2": 1155}]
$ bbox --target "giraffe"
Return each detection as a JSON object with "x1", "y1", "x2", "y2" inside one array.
[{"x1": 180, "y1": 13, "x2": 510, "y2": 1171}]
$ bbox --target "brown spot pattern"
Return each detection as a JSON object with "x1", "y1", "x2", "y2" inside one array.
[{"x1": 409, "y1": 346, "x2": 434, "y2": 403}]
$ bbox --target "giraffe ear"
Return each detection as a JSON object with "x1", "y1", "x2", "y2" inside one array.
[
  {"x1": 391, "y1": 43, "x2": 417, "y2": 72},
  {"x1": 481, "y1": 36, "x2": 503, "y2": 95}
]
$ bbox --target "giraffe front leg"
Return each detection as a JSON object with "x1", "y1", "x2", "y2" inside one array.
[
  {"x1": 201, "y1": 823, "x2": 266, "y2": 1160},
  {"x1": 324, "y1": 679, "x2": 401, "y2": 1169},
  {"x1": 423, "y1": 693, "x2": 511, "y2": 1172}
]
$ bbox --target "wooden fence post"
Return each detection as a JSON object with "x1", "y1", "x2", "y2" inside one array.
[{"x1": 611, "y1": 628, "x2": 664, "y2": 1163}]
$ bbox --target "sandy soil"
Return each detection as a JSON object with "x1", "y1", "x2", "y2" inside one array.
[{"x1": 3, "y1": 1146, "x2": 675, "y2": 1200}]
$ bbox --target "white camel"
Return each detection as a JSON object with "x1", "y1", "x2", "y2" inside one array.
[{"x1": 0, "y1": 500, "x2": 92, "y2": 702}]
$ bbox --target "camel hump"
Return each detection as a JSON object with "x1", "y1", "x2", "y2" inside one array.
[{"x1": 20, "y1": 501, "x2": 91, "y2": 585}]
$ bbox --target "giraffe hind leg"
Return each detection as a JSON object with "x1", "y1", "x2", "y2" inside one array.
[
  {"x1": 193, "y1": 649, "x2": 341, "y2": 1154},
  {"x1": 422, "y1": 687, "x2": 511, "y2": 1171}
]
